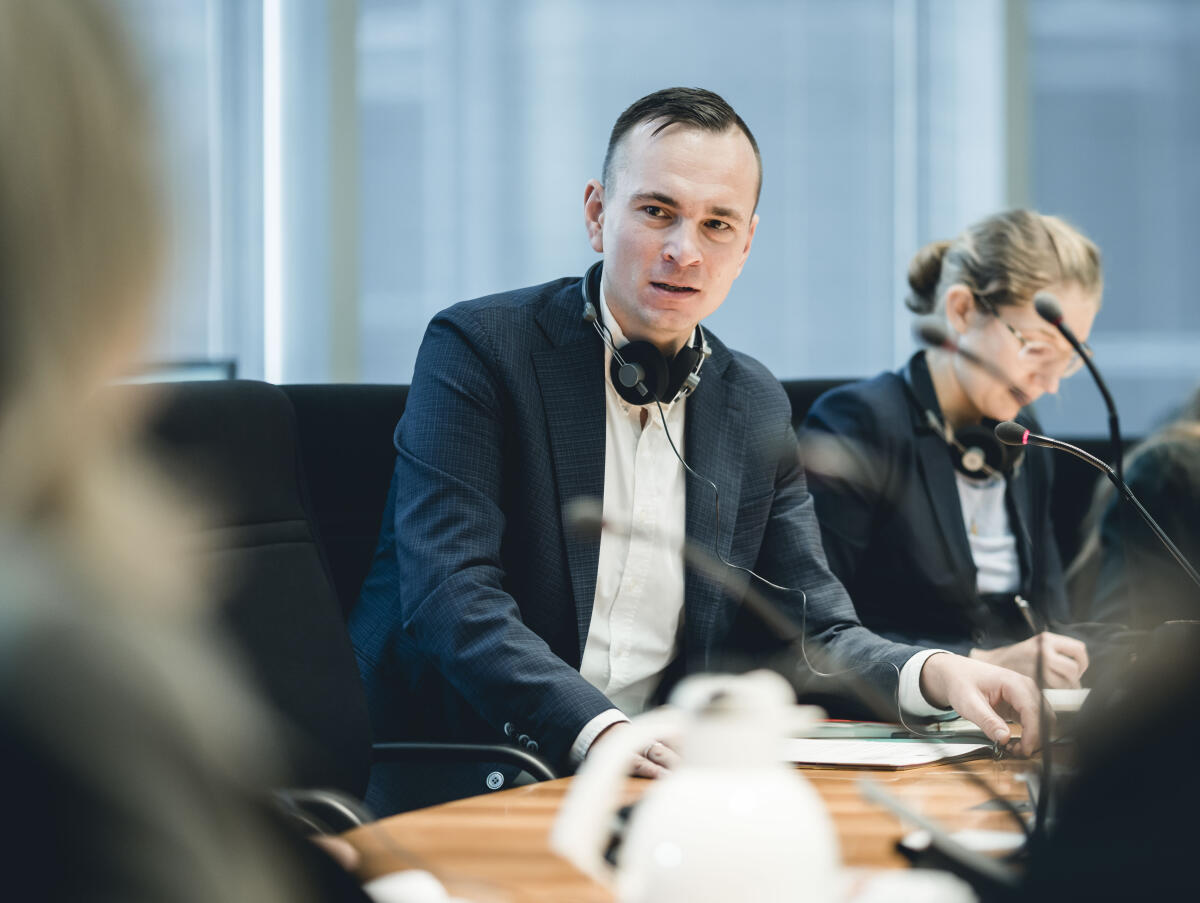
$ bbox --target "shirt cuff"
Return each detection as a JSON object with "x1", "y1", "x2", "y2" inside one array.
[
  {"x1": 898, "y1": 649, "x2": 955, "y2": 718},
  {"x1": 569, "y1": 708, "x2": 629, "y2": 767}
]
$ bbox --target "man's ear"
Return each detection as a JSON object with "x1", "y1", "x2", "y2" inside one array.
[
  {"x1": 583, "y1": 179, "x2": 605, "y2": 253},
  {"x1": 944, "y1": 284, "x2": 974, "y2": 335},
  {"x1": 733, "y1": 212, "x2": 759, "y2": 279}
]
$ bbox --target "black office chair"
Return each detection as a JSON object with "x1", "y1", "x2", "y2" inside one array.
[
  {"x1": 122, "y1": 379, "x2": 554, "y2": 825},
  {"x1": 280, "y1": 384, "x2": 409, "y2": 618}
]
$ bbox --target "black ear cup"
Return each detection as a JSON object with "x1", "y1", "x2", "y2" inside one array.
[
  {"x1": 582, "y1": 260, "x2": 707, "y2": 407},
  {"x1": 921, "y1": 409, "x2": 1023, "y2": 479},
  {"x1": 952, "y1": 422, "x2": 1013, "y2": 478},
  {"x1": 667, "y1": 343, "x2": 703, "y2": 400},
  {"x1": 609, "y1": 340, "x2": 670, "y2": 405}
]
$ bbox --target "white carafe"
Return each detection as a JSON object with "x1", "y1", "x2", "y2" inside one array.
[{"x1": 551, "y1": 670, "x2": 840, "y2": 903}]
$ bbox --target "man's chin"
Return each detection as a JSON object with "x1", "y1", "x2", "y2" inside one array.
[{"x1": 627, "y1": 306, "x2": 701, "y2": 347}]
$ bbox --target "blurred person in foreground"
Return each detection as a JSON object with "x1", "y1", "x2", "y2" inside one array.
[
  {"x1": 1069, "y1": 386, "x2": 1200, "y2": 631},
  {"x1": 1026, "y1": 389, "x2": 1200, "y2": 898},
  {"x1": 0, "y1": 2, "x2": 367, "y2": 899},
  {"x1": 803, "y1": 210, "x2": 1102, "y2": 689}
]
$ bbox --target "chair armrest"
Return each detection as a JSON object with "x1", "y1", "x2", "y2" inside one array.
[
  {"x1": 273, "y1": 787, "x2": 376, "y2": 834},
  {"x1": 371, "y1": 741, "x2": 558, "y2": 782}
]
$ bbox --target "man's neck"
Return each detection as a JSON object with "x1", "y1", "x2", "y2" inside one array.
[{"x1": 599, "y1": 288, "x2": 695, "y2": 358}]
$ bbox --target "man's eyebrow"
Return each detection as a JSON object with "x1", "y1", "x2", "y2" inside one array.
[
  {"x1": 630, "y1": 191, "x2": 746, "y2": 224},
  {"x1": 707, "y1": 204, "x2": 744, "y2": 224},
  {"x1": 631, "y1": 191, "x2": 680, "y2": 209}
]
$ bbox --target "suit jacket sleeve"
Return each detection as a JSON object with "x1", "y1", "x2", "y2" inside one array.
[
  {"x1": 390, "y1": 310, "x2": 613, "y2": 766},
  {"x1": 758, "y1": 410, "x2": 925, "y2": 713}
]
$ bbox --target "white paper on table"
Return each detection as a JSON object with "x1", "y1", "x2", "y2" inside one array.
[{"x1": 782, "y1": 738, "x2": 991, "y2": 768}]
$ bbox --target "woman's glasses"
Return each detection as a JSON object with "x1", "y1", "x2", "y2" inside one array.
[{"x1": 971, "y1": 291, "x2": 1091, "y2": 378}]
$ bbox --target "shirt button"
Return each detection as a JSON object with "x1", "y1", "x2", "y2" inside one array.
[
  {"x1": 503, "y1": 722, "x2": 517, "y2": 738},
  {"x1": 527, "y1": 740, "x2": 539, "y2": 753}
]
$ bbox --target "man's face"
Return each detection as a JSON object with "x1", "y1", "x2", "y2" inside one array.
[{"x1": 583, "y1": 121, "x2": 760, "y2": 355}]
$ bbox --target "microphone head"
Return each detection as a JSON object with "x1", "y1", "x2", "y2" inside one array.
[
  {"x1": 914, "y1": 317, "x2": 954, "y2": 350},
  {"x1": 1034, "y1": 292, "x2": 1064, "y2": 326},
  {"x1": 564, "y1": 496, "x2": 604, "y2": 538},
  {"x1": 995, "y1": 420, "x2": 1031, "y2": 447}
]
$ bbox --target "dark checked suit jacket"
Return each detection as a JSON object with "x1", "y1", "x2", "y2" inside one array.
[{"x1": 350, "y1": 275, "x2": 925, "y2": 770}]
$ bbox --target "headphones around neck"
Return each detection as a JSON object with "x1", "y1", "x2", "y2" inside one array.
[
  {"x1": 580, "y1": 260, "x2": 710, "y2": 407},
  {"x1": 924, "y1": 410, "x2": 1021, "y2": 479},
  {"x1": 902, "y1": 360, "x2": 1023, "y2": 480}
]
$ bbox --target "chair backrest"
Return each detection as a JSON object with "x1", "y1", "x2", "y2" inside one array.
[
  {"x1": 275, "y1": 377, "x2": 1117, "y2": 614},
  {"x1": 128, "y1": 380, "x2": 373, "y2": 798},
  {"x1": 281, "y1": 384, "x2": 409, "y2": 617},
  {"x1": 279, "y1": 380, "x2": 846, "y2": 619},
  {"x1": 781, "y1": 378, "x2": 853, "y2": 430}
]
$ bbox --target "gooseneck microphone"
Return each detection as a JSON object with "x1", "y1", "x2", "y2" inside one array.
[
  {"x1": 913, "y1": 318, "x2": 1031, "y2": 407},
  {"x1": 1033, "y1": 292, "x2": 1123, "y2": 486},
  {"x1": 995, "y1": 421, "x2": 1200, "y2": 591}
]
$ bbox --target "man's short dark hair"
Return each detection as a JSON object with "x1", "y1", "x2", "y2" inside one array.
[{"x1": 602, "y1": 87, "x2": 762, "y2": 206}]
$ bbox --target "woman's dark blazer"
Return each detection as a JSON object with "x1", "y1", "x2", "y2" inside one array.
[{"x1": 801, "y1": 352, "x2": 1069, "y2": 655}]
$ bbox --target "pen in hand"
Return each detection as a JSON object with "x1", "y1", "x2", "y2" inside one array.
[{"x1": 1013, "y1": 594, "x2": 1039, "y2": 636}]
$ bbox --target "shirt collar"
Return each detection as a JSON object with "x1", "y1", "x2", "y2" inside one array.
[{"x1": 597, "y1": 286, "x2": 629, "y2": 348}]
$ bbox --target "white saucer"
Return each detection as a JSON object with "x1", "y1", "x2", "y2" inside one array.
[{"x1": 1042, "y1": 688, "x2": 1089, "y2": 713}]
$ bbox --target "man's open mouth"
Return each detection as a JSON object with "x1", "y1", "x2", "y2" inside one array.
[{"x1": 651, "y1": 282, "x2": 699, "y2": 294}]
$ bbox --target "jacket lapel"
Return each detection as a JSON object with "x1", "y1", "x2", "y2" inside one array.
[
  {"x1": 532, "y1": 285, "x2": 606, "y2": 658},
  {"x1": 904, "y1": 355, "x2": 978, "y2": 596}
]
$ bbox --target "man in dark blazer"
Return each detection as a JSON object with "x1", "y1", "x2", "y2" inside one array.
[{"x1": 351, "y1": 88, "x2": 1045, "y2": 784}]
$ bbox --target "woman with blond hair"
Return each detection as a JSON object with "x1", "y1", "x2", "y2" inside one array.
[
  {"x1": 802, "y1": 209, "x2": 1102, "y2": 689},
  {"x1": 0, "y1": 1, "x2": 364, "y2": 899}
]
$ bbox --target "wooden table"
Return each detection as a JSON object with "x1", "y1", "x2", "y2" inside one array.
[{"x1": 343, "y1": 759, "x2": 1032, "y2": 902}]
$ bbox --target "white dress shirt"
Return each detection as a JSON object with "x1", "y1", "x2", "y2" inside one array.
[
  {"x1": 569, "y1": 293, "x2": 946, "y2": 765},
  {"x1": 955, "y1": 471, "x2": 1021, "y2": 594},
  {"x1": 575, "y1": 292, "x2": 688, "y2": 732}
]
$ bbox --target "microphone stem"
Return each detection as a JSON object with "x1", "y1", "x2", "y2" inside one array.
[
  {"x1": 1073, "y1": 334, "x2": 1124, "y2": 484},
  {"x1": 1108, "y1": 410, "x2": 1123, "y2": 486}
]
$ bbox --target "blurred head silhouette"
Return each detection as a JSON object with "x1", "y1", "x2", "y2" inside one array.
[
  {"x1": 0, "y1": 5, "x2": 324, "y2": 900},
  {"x1": 0, "y1": 0, "x2": 199, "y2": 610}
]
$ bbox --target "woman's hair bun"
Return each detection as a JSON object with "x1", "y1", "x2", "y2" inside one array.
[{"x1": 905, "y1": 239, "x2": 951, "y2": 313}]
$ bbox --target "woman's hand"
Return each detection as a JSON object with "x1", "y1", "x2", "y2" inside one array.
[{"x1": 969, "y1": 632, "x2": 1089, "y2": 688}]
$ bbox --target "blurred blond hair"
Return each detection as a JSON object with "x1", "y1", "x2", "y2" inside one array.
[
  {"x1": 905, "y1": 209, "x2": 1103, "y2": 315},
  {"x1": 0, "y1": 0, "x2": 205, "y2": 613}
]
